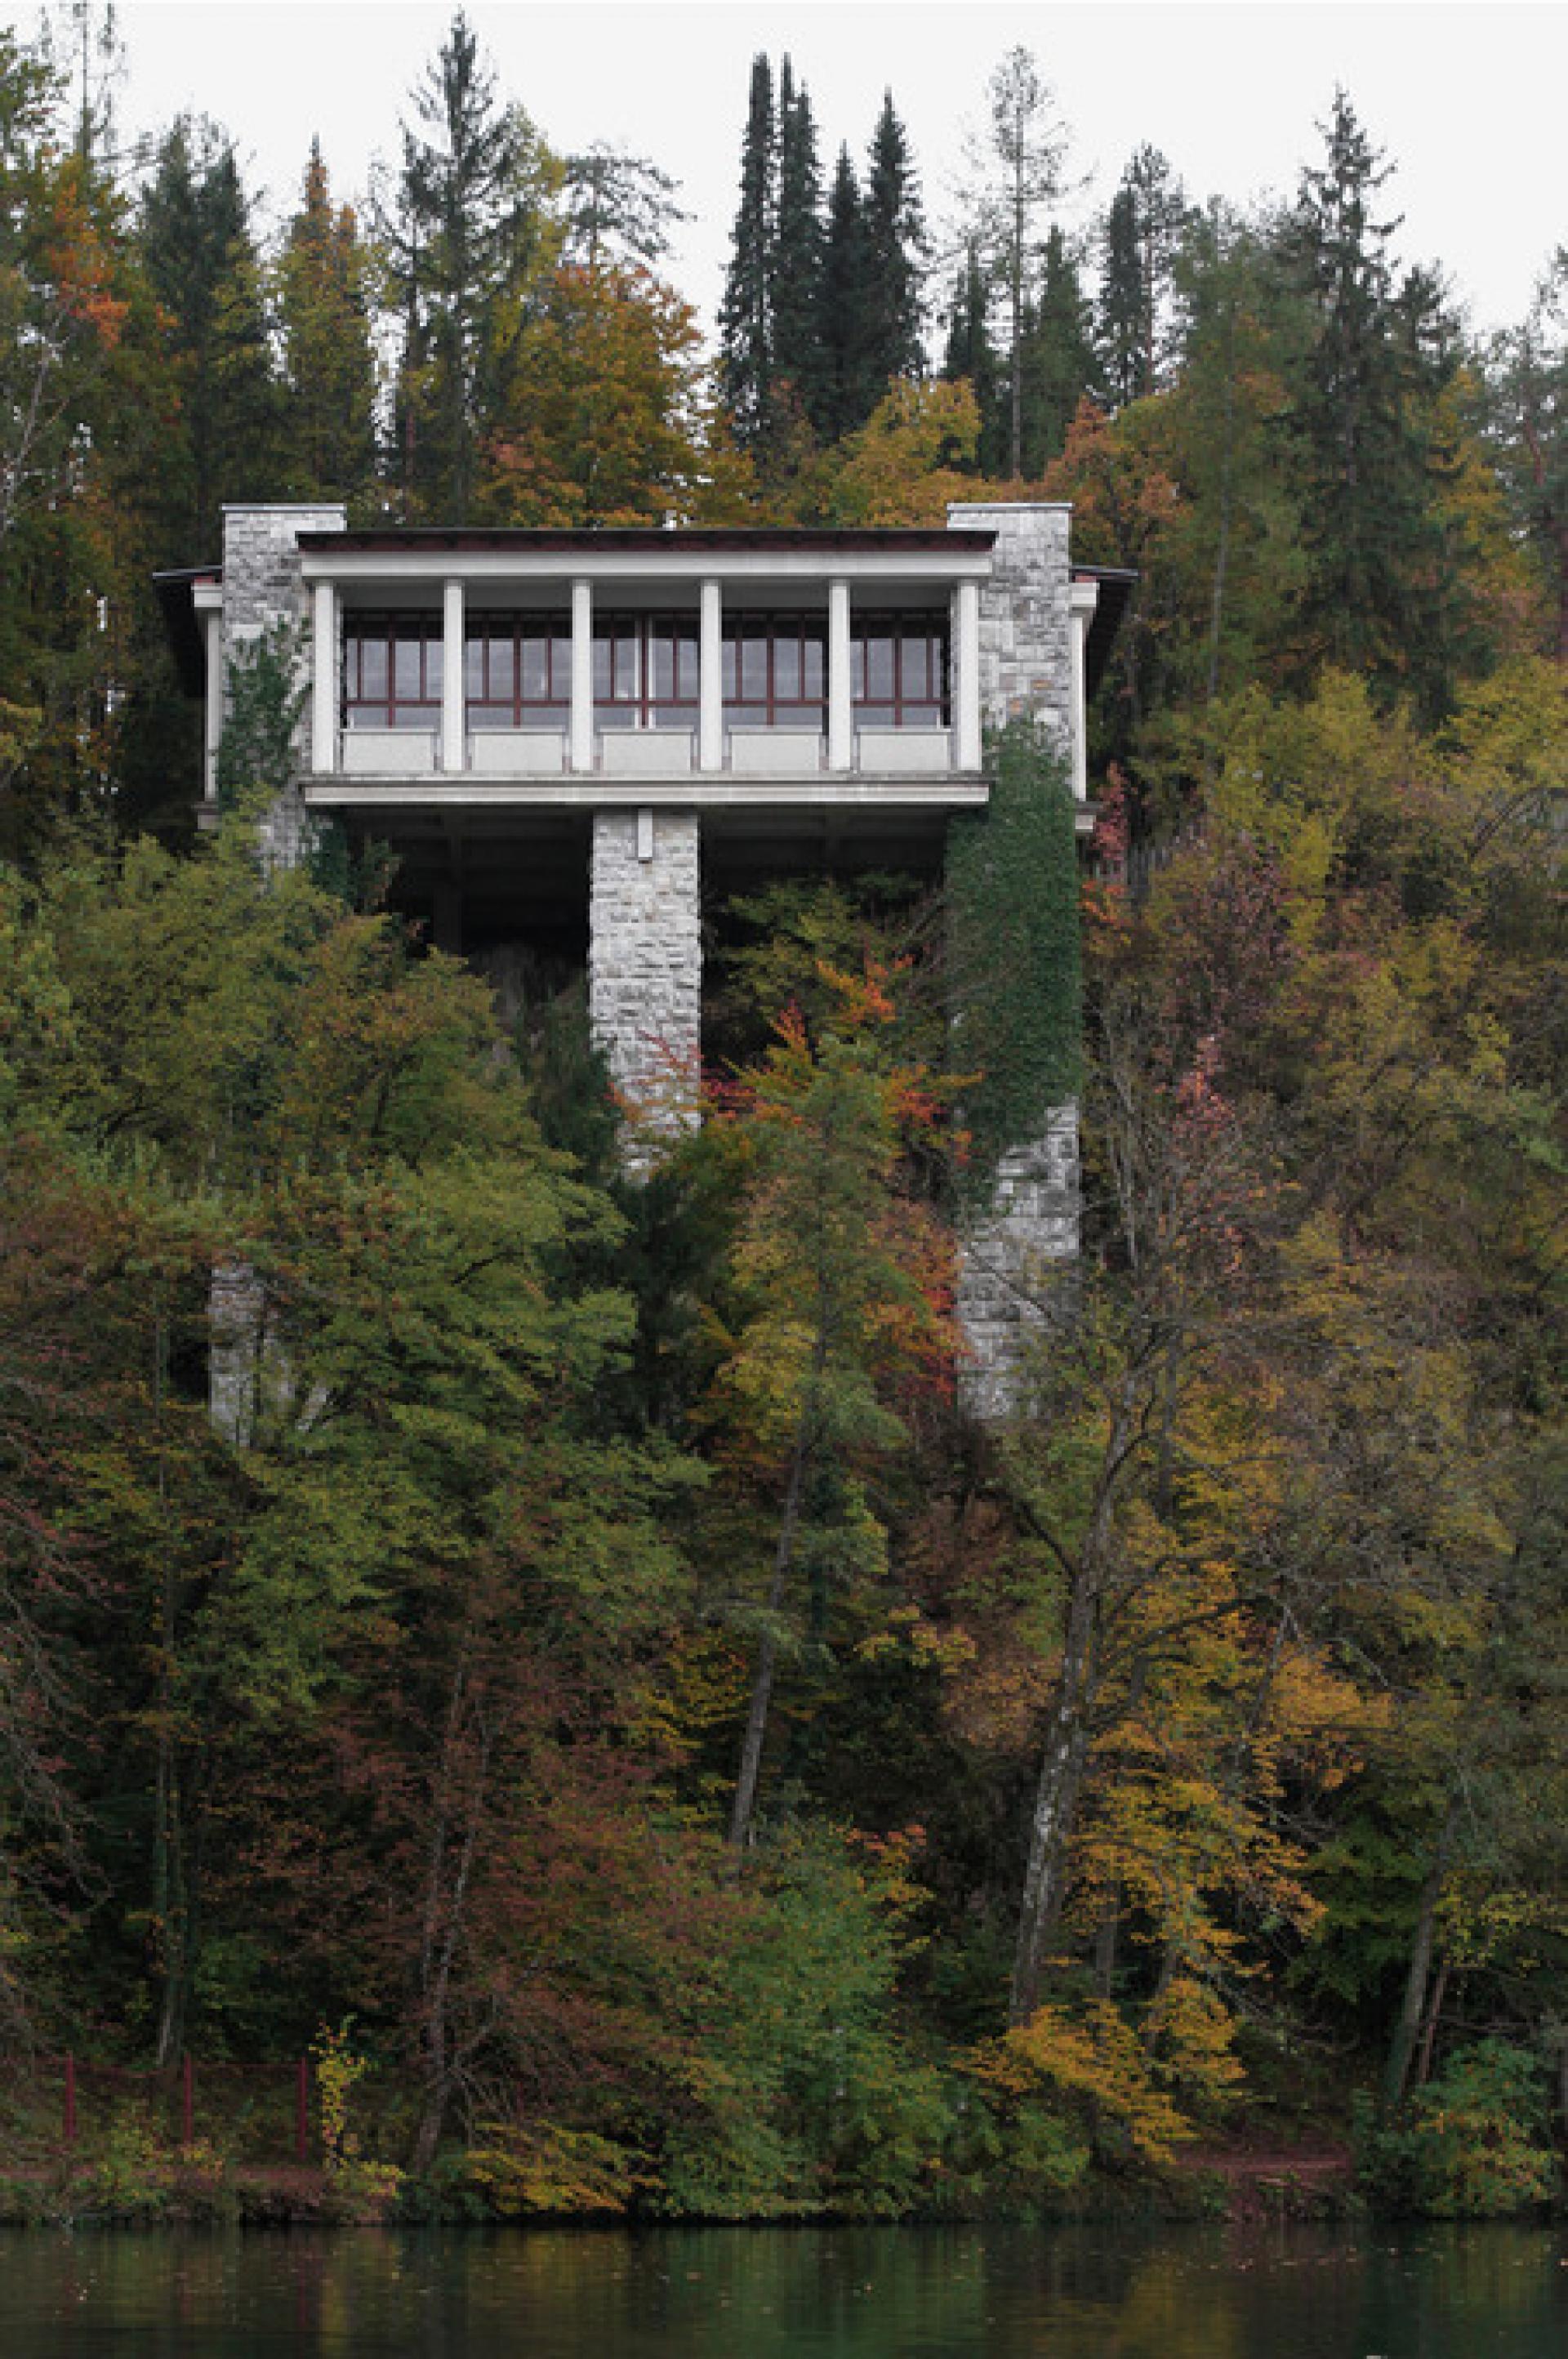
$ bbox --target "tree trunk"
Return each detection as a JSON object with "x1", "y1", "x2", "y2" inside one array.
[
  {"x1": 412, "y1": 1662, "x2": 488, "y2": 2176},
  {"x1": 728, "y1": 1405, "x2": 813, "y2": 1860},
  {"x1": 1383, "y1": 1787, "x2": 1461, "y2": 2115},
  {"x1": 1414, "y1": 1955, "x2": 1449, "y2": 2089},
  {"x1": 1009, "y1": 1557, "x2": 1098, "y2": 2023}
]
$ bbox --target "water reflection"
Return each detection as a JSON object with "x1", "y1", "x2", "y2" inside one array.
[{"x1": 2, "y1": 2221, "x2": 1565, "y2": 2357}]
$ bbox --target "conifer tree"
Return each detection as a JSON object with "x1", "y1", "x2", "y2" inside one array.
[
  {"x1": 718, "y1": 52, "x2": 777, "y2": 451},
  {"x1": 563, "y1": 142, "x2": 685, "y2": 270},
  {"x1": 139, "y1": 117, "x2": 284, "y2": 551},
  {"x1": 963, "y1": 47, "x2": 1072, "y2": 479},
  {"x1": 276, "y1": 140, "x2": 380, "y2": 511},
  {"x1": 770, "y1": 58, "x2": 825, "y2": 429},
  {"x1": 1096, "y1": 145, "x2": 1187, "y2": 407},
  {"x1": 1283, "y1": 91, "x2": 1446, "y2": 699},
  {"x1": 1486, "y1": 252, "x2": 1568, "y2": 662},
  {"x1": 814, "y1": 145, "x2": 869, "y2": 443},
  {"x1": 1019, "y1": 226, "x2": 1099, "y2": 471},
  {"x1": 941, "y1": 243, "x2": 1005, "y2": 475},
  {"x1": 380, "y1": 9, "x2": 559, "y2": 518},
  {"x1": 858, "y1": 92, "x2": 926, "y2": 398}
]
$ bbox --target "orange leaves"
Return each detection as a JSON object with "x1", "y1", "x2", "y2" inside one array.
[{"x1": 46, "y1": 172, "x2": 128, "y2": 351}]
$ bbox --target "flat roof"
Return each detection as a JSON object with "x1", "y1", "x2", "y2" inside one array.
[{"x1": 295, "y1": 527, "x2": 999, "y2": 556}]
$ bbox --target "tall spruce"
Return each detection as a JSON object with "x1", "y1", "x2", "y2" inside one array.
[
  {"x1": 1283, "y1": 91, "x2": 1446, "y2": 700},
  {"x1": 718, "y1": 52, "x2": 777, "y2": 451},
  {"x1": 1019, "y1": 226, "x2": 1098, "y2": 470},
  {"x1": 380, "y1": 9, "x2": 559, "y2": 518},
  {"x1": 858, "y1": 92, "x2": 926, "y2": 399},
  {"x1": 276, "y1": 141, "x2": 380, "y2": 511},
  {"x1": 1097, "y1": 145, "x2": 1187, "y2": 407},
  {"x1": 771, "y1": 58, "x2": 825, "y2": 429},
  {"x1": 815, "y1": 145, "x2": 869, "y2": 442},
  {"x1": 139, "y1": 118, "x2": 284, "y2": 552},
  {"x1": 941, "y1": 243, "x2": 1005, "y2": 474}
]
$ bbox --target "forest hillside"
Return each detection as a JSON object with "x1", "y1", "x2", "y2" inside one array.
[{"x1": 0, "y1": 13, "x2": 1562, "y2": 2221}]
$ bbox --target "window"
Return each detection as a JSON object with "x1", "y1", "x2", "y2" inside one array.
[
  {"x1": 851, "y1": 611, "x2": 949, "y2": 728},
  {"x1": 722, "y1": 613, "x2": 826, "y2": 732},
  {"x1": 465, "y1": 613, "x2": 570, "y2": 729},
  {"x1": 343, "y1": 614, "x2": 443, "y2": 731},
  {"x1": 593, "y1": 612, "x2": 699, "y2": 730}
]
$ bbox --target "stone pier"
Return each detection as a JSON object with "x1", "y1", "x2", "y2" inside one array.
[
  {"x1": 946, "y1": 503, "x2": 1082, "y2": 1419},
  {"x1": 587, "y1": 809, "x2": 702, "y2": 1161}
]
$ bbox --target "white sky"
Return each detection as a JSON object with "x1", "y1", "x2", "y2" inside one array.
[{"x1": 85, "y1": 1, "x2": 1568, "y2": 343}]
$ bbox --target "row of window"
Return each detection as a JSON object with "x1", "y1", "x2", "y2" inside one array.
[{"x1": 342, "y1": 613, "x2": 951, "y2": 732}]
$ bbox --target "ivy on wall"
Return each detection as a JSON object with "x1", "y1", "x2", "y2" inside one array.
[
  {"x1": 215, "y1": 622, "x2": 308, "y2": 812},
  {"x1": 946, "y1": 719, "x2": 1082, "y2": 1195}
]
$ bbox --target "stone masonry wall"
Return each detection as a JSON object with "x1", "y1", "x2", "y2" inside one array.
[
  {"x1": 950, "y1": 499, "x2": 1073, "y2": 751},
  {"x1": 220, "y1": 501, "x2": 345, "y2": 640},
  {"x1": 588, "y1": 811, "x2": 702, "y2": 1166},
  {"x1": 220, "y1": 502, "x2": 345, "y2": 838},
  {"x1": 946, "y1": 502, "x2": 1080, "y2": 1419},
  {"x1": 212, "y1": 507, "x2": 345, "y2": 1438}
]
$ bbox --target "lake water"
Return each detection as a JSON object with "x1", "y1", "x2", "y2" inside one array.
[{"x1": 1, "y1": 2220, "x2": 1564, "y2": 2357}]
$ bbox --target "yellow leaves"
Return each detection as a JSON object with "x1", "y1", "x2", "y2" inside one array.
[
  {"x1": 821, "y1": 379, "x2": 983, "y2": 526},
  {"x1": 464, "y1": 2119, "x2": 648, "y2": 2215},
  {"x1": 980, "y1": 1999, "x2": 1196, "y2": 2165},
  {"x1": 855, "y1": 1602, "x2": 978, "y2": 1680}
]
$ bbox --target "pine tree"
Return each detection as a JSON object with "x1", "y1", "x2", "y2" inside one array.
[
  {"x1": 1019, "y1": 227, "x2": 1099, "y2": 472},
  {"x1": 562, "y1": 142, "x2": 685, "y2": 271},
  {"x1": 718, "y1": 52, "x2": 777, "y2": 451},
  {"x1": 1098, "y1": 185, "x2": 1143, "y2": 410},
  {"x1": 139, "y1": 117, "x2": 284, "y2": 551},
  {"x1": 770, "y1": 58, "x2": 825, "y2": 429},
  {"x1": 940, "y1": 243, "x2": 1005, "y2": 475},
  {"x1": 380, "y1": 9, "x2": 559, "y2": 518},
  {"x1": 963, "y1": 47, "x2": 1072, "y2": 479},
  {"x1": 276, "y1": 141, "x2": 380, "y2": 511},
  {"x1": 814, "y1": 145, "x2": 869, "y2": 443},
  {"x1": 1486, "y1": 252, "x2": 1568, "y2": 662},
  {"x1": 858, "y1": 92, "x2": 926, "y2": 399},
  {"x1": 1096, "y1": 145, "x2": 1187, "y2": 407},
  {"x1": 1284, "y1": 91, "x2": 1444, "y2": 698}
]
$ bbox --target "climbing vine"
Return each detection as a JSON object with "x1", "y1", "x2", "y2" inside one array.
[
  {"x1": 215, "y1": 621, "x2": 308, "y2": 810},
  {"x1": 946, "y1": 718, "x2": 1082, "y2": 1194}
]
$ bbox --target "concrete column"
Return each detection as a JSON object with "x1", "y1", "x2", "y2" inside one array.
[
  {"x1": 955, "y1": 578, "x2": 982, "y2": 772},
  {"x1": 310, "y1": 580, "x2": 337, "y2": 775},
  {"x1": 441, "y1": 577, "x2": 465, "y2": 774},
  {"x1": 570, "y1": 577, "x2": 594, "y2": 773},
  {"x1": 699, "y1": 577, "x2": 723, "y2": 772},
  {"x1": 1068, "y1": 577, "x2": 1100, "y2": 803},
  {"x1": 827, "y1": 577, "x2": 852, "y2": 772},
  {"x1": 202, "y1": 608, "x2": 223, "y2": 801},
  {"x1": 588, "y1": 809, "x2": 702, "y2": 1168}
]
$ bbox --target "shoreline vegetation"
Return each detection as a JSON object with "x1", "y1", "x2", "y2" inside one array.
[{"x1": 0, "y1": 2143, "x2": 1364, "y2": 2231}]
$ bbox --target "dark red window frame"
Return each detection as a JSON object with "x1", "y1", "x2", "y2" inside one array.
[
  {"x1": 851, "y1": 610, "x2": 950, "y2": 728},
  {"x1": 722, "y1": 612, "x2": 827, "y2": 731},
  {"x1": 465, "y1": 612, "x2": 571, "y2": 729},
  {"x1": 594, "y1": 611, "x2": 700, "y2": 729},
  {"x1": 343, "y1": 613, "x2": 443, "y2": 731}
]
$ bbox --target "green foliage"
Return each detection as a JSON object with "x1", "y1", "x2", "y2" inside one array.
[
  {"x1": 1360, "y1": 2043, "x2": 1559, "y2": 2217},
  {"x1": 947, "y1": 719, "x2": 1082, "y2": 1187},
  {"x1": 214, "y1": 622, "x2": 305, "y2": 808},
  {"x1": 661, "y1": 1826, "x2": 951, "y2": 2217}
]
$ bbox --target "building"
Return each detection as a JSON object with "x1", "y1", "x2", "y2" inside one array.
[{"x1": 158, "y1": 502, "x2": 1129, "y2": 1414}]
